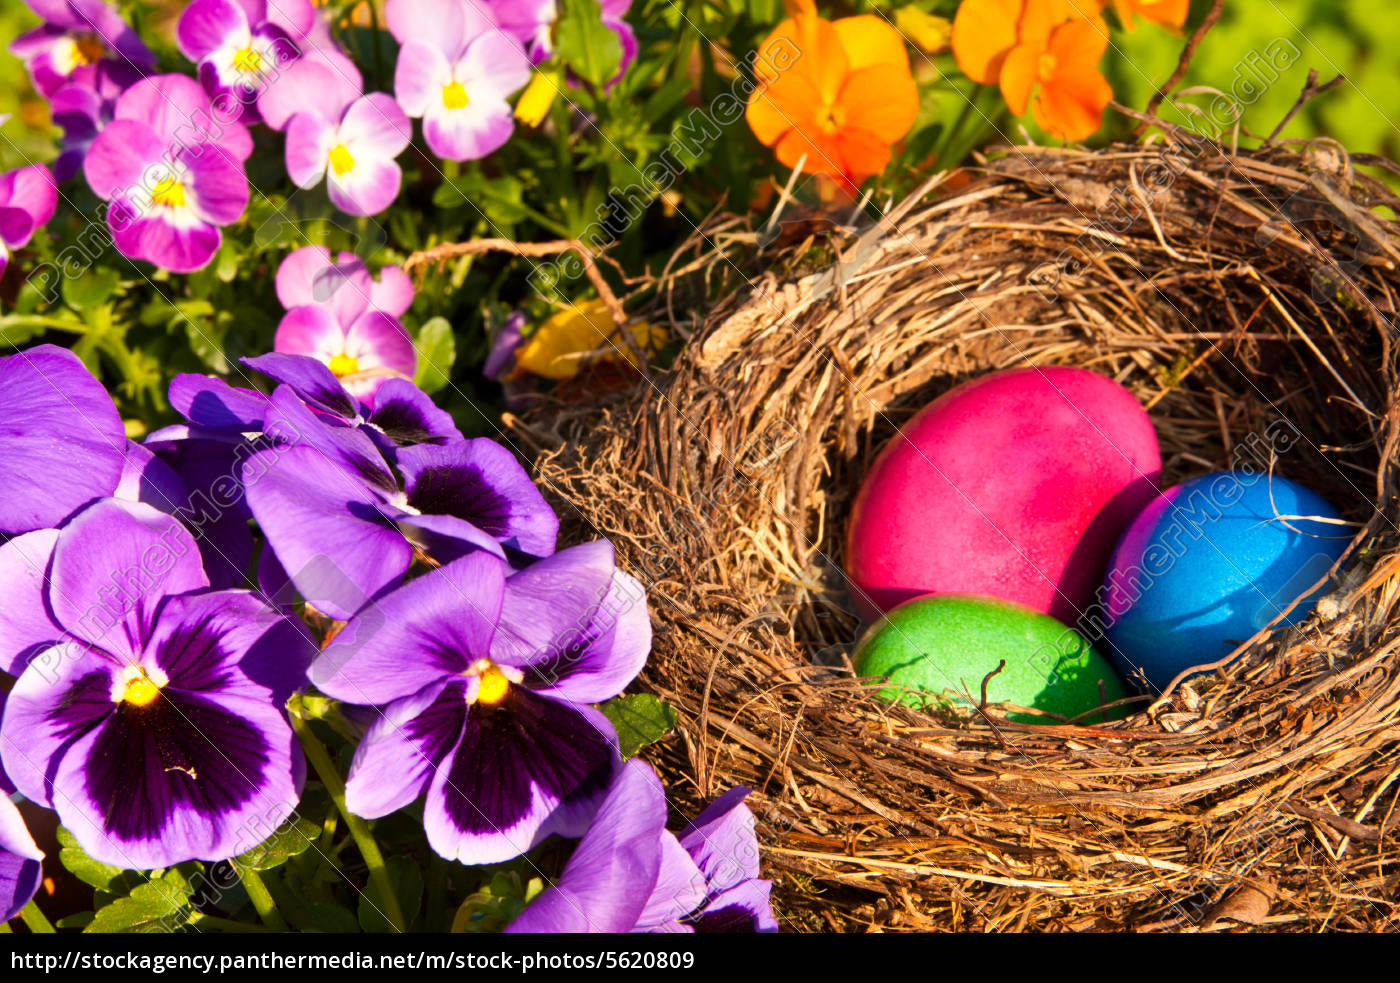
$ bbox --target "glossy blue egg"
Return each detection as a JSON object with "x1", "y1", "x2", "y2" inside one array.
[{"x1": 1099, "y1": 471, "x2": 1349, "y2": 692}]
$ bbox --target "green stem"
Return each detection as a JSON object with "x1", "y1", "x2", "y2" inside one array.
[
  {"x1": 19, "y1": 901, "x2": 54, "y2": 934},
  {"x1": 368, "y1": 1, "x2": 385, "y2": 90},
  {"x1": 292, "y1": 716, "x2": 406, "y2": 933},
  {"x1": 235, "y1": 864, "x2": 288, "y2": 932}
]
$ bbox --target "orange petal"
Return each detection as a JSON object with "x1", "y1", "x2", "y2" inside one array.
[
  {"x1": 755, "y1": 19, "x2": 800, "y2": 84},
  {"x1": 1033, "y1": 67, "x2": 1111, "y2": 140},
  {"x1": 998, "y1": 41, "x2": 1042, "y2": 116},
  {"x1": 1138, "y1": 0, "x2": 1189, "y2": 28},
  {"x1": 950, "y1": 0, "x2": 1023, "y2": 85},
  {"x1": 774, "y1": 125, "x2": 846, "y2": 179},
  {"x1": 837, "y1": 63, "x2": 918, "y2": 143},
  {"x1": 832, "y1": 15, "x2": 911, "y2": 74},
  {"x1": 1017, "y1": 0, "x2": 1072, "y2": 48},
  {"x1": 835, "y1": 127, "x2": 893, "y2": 184},
  {"x1": 747, "y1": 71, "x2": 822, "y2": 147},
  {"x1": 1047, "y1": 8, "x2": 1110, "y2": 67}
]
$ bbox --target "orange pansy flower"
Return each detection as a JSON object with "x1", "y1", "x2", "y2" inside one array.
[
  {"x1": 951, "y1": 0, "x2": 1112, "y2": 141},
  {"x1": 1101, "y1": 0, "x2": 1188, "y2": 29},
  {"x1": 746, "y1": 0, "x2": 919, "y2": 190}
]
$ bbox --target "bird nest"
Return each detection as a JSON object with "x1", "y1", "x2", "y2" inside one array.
[{"x1": 506, "y1": 132, "x2": 1400, "y2": 931}]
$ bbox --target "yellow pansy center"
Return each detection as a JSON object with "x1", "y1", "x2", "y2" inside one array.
[
  {"x1": 232, "y1": 46, "x2": 262, "y2": 73},
  {"x1": 442, "y1": 81, "x2": 470, "y2": 110},
  {"x1": 73, "y1": 34, "x2": 106, "y2": 66},
  {"x1": 328, "y1": 144, "x2": 355, "y2": 175},
  {"x1": 151, "y1": 176, "x2": 187, "y2": 208},
  {"x1": 815, "y1": 100, "x2": 843, "y2": 135},
  {"x1": 1038, "y1": 52, "x2": 1059, "y2": 81},
  {"x1": 328, "y1": 352, "x2": 360, "y2": 377},
  {"x1": 115, "y1": 666, "x2": 164, "y2": 707},
  {"x1": 476, "y1": 666, "x2": 511, "y2": 705}
]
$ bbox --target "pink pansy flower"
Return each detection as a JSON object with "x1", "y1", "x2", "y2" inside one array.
[
  {"x1": 273, "y1": 245, "x2": 417, "y2": 402},
  {"x1": 258, "y1": 50, "x2": 412, "y2": 217},
  {"x1": 387, "y1": 0, "x2": 531, "y2": 161}
]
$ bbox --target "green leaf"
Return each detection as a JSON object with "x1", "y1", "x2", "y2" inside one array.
[
  {"x1": 358, "y1": 855, "x2": 423, "y2": 933},
  {"x1": 57, "y1": 826, "x2": 143, "y2": 895},
  {"x1": 233, "y1": 814, "x2": 321, "y2": 871},
  {"x1": 555, "y1": 0, "x2": 624, "y2": 89},
  {"x1": 56, "y1": 912, "x2": 95, "y2": 930},
  {"x1": 85, "y1": 867, "x2": 196, "y2": 934},
  {"x1": 599, "y1": 693, "x2": 678, "y2": 758},
  {"x1": 61, "y1": 269, "x2": 121, "y2": 312},
  {"x1": 412, "y1": 316, "x2": 456, "y2": 395}
]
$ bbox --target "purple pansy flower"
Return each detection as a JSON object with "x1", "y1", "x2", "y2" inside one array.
[
  {"x1": 273, "y1": 246, "x2": 417, "y2": 401},
  {"x1": 491, "y1": 0, "x2": 636, "y2": 86},
  {"x1": 49, "y1": 83, "x2": 112, "y2": 182},
  {"x1": 0, "y1": 163, "x2": 57, "y2": 278},
  {"x1": 310, "y1": 541, "x2": 649, "y2": 863},
  {"x1": 0, "y1": 499, "x2": 313, "y2": 868},
  {"x1": 258, "y1": 51, "x2": 410, "y2": 216},
  {"x1": 637, "y1": 786, "x2": 777, "y2": 933},
  {"x1": 176, "y1": 0, "x2": 317, "y2": 123},
  {"x1": 507, "y1": 762, "x2": 775, "y2": 933},
  {"x1": 0, "y1": 344, "x2": 125, "y2": 536},
  {"x1": 240, "y1": 375, "x2": 552, "y2": 619},
  {"x1": 387, "y1": 0, "x2": 531, "y2": 161},
  {"x1": 83, "y1": 74, "x2": 253, "y2": 273},
  {"x1": 0, "y1": 771, "x2": 44, "y2": 924},
  {"x1": 9, "y1": 0, "x2": 154, "y2": 98}
]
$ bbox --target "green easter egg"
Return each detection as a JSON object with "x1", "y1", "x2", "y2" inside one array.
[{"x1": 853, "y1": 594, "x2": 1129, "y2": 723}]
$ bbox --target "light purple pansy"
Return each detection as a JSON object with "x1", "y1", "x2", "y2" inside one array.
[
  {"x1": 490, "y1": 0, "x2": 636, "y2": 87},
  {"x1": 258, "y1": 50, "x2": 411, "y2": 216},
  {"x1": 0, "y1": 344, "x2": 125, "y2": 537},
  {"x1": 311, "y1": 541, "x2": 649, "y2": 863},
  {"x1": 9, "y1": 0, "x2": 154, "y2": 98},
  {"x1": 176, "y1": 0, "x2": 317, "y2": 122},
  {"x1": 241, "y1": 380, "x2": 553, "y2": 619},
  {"x1": 387, "y1": 0, "x2": 531, "y2": 161},
  {"x1": 83, "y1": 74, "x2": 253, "y2": 273},
  {"x1": 508, "y1": 763, "x2": 778, "y2": 933},
  {"x1": 0, "y1": 164, "x2": 57, "y2": 278},
  {"x1": 0, "y1": 499, "x2": 314, "y2": 869},
  {"x1": 273, "y1": 246, "x2": 416, "y2": 401},
  {"x1": 0, "y1": 772, "x2": 44, "y2": 924}
]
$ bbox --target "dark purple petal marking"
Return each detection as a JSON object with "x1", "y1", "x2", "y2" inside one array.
[
  {"x1": 83, "y1": 691, "x2": 270, "y2": 844},
  {"x1": 437, "y1": 689, "x2": 613, "y2": 837}
]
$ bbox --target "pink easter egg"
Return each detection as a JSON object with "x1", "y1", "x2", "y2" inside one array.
[{"x1": 844, "y1": 366, "x2": 1161, "y2": 623}]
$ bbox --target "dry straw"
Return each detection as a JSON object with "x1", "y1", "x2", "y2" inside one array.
[{"x1": 503, "y1": 130, "x2": 1400, "y2": 931}]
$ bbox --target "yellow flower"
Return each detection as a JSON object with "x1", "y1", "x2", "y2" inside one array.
[
  {"x1": 515, "y1": 68, "x2": 563, "y2": 128},
  {"x1": 513, "y1": 300, "x2": 663, "y2": 380},
  {"x1": 895, "y1": 7, "x2": 953, "y2": 54}
]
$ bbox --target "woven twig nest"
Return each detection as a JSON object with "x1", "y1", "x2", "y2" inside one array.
[{"x1": 508, "y1": 135, "x2": 1400, "y2": 931}]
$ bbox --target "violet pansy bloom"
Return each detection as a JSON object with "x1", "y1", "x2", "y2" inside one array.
[
  {"x1": 9, "y1": 0, "x2": 154, "y2": 98},
  {"x1": 637, "y1": 786, "x2": 778, "y2": 933},
  {"x1": 83, "y1": 74, "x2": 253, "y2": 273},
  {"x1": 508, "y1": 763, "x2": 777, "y2": 933},
  {"x1": 311, "y1": 541, "x2": 649, "y2": 863},
  {"x1": 0, "y1": 772, "x2": 44, "y2": 924},
  {"x1": 242, "y1": 383, "x2": 554, "y2": 619},
  {"x1": 259, "y1": 52, "x2": 411, "y2": 216},
  {"x1": 505, "y1": 759, "x2": 666, "y2": 933},
  {"x1": 176, "y1": 0, "x2": 316, "y2": 122},
  {"x1": 0, "y1": 500, "x2": 313, "y2": 869},
  {"x1": 0, "y1": 344, "x2": 125, "y2": 536},
  {"x1": 273, "y1": 246, "x2": 416, "y2": 400},
  {"x1": 492, "y1": 0, "x2": 636, "y2": 87},
  {"x1": 0, "y1": 164, "x2": 57, "y2": 278},
  {"x1": 49, "y1": 83, "x2": 112, "y2": 182},
  {"x1": 387, "y1": 0, "x2": 531, "y2": 161}
]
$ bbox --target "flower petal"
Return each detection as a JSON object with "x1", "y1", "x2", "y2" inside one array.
[
  {"x1": 177, "y1": 0, "x2": 249, "y2": 61},
  {"x1": 311, "y1": 550, "x2": 506, "y2": 705},
  {"x1": 365, "y1": 379, "x2": 461, "y2": 446},
  {"x1": 508, "y1": 759, "x2": 667, "y2": 933},
  {"x1": 0, "y1": 530, "x2": 61, "y2": 675},
  {"x1": 0, "y1": 794, "x2": 44, "y2": 923},
  {"x1": 275, "y1": 304, "x2": 348, "y2": 363},
  {"x1": 950, "y1": 0, "x2": 1022, "y2": 85},
  {"x1": 284, "y1": 111, "x2": 333, "y2": 188},
  {"x1": 82, "y1": 118, "x2": 164, "y2": 200},
  {"x1": 422, "y1": 693, "x2": 617, "y2": 864},
  {"x1": 831, "y1": 14, "x2": 910, "y2": 74},
  {"x1": 339, "y1": 92, "x2": 412, "y2": 158},
  {"x1": 109, "y1": 205, "x2": 223, "y2": 274},
  {"x1": 327, "y1": 153, "x2": 402, "y2": 217},
  {"x1": 393, "y1": 40, "x2": 453, "y2": 117},
  {"x1": 178, "y1": 143, "x2": 249, "y2": 226},
  {"x1": 0, "y1": 344, "x2": 126, "y2": 535},
  {"x1": 423, "y1": 97, "x2": 514, "y2": 162},
  {"x1": 343, "y1": 679, "x2": 460, "y2": 818}
]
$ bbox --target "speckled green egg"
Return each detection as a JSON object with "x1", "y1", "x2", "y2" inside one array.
[{"x1": 853, "y1": 594, "x2": 1130, "y2": 723}]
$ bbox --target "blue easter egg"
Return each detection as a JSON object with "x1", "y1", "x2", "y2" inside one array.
[{"x1": 1099, "y1": 471, "x2": 1349, "y2": 692}]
